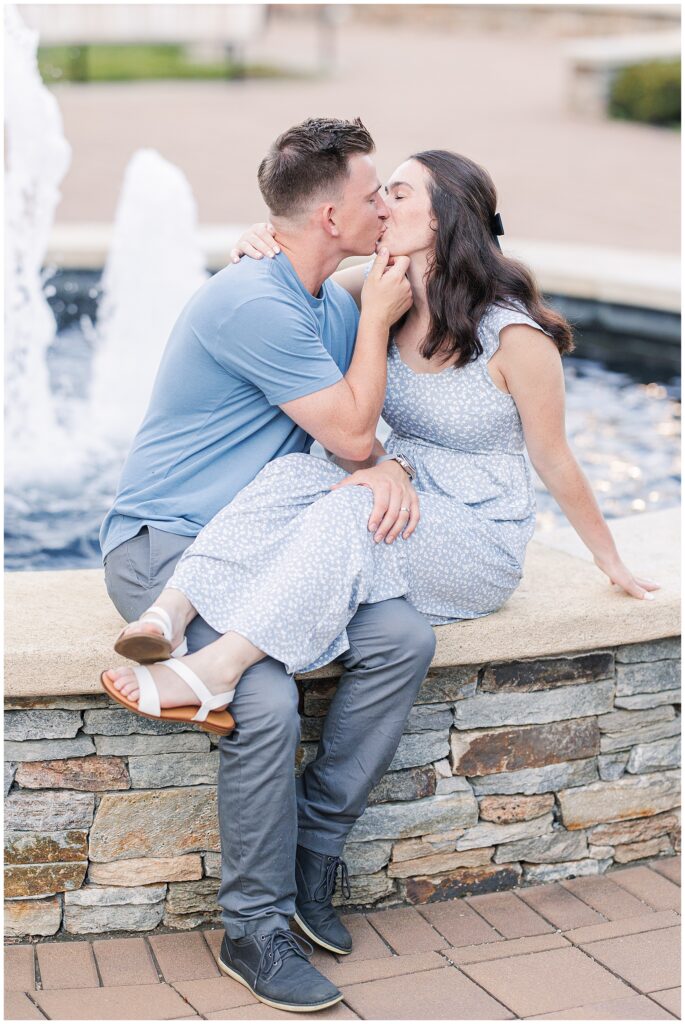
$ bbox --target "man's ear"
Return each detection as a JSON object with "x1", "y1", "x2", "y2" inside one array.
[{"x1": 320, "y1": 202, "x2": 340, "y2": 239}]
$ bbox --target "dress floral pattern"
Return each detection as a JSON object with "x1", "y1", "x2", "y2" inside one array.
[{"x1": 168, "y1": 302, "x2": 552, "y2": 674}]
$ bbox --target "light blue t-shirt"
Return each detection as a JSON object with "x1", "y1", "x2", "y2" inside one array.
[{"x1": 99, "y1": 252, "x2": 359, "y2": 559}]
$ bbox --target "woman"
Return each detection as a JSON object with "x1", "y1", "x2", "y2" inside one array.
[{"x1": 101, "y1": 150, "x2": 658, "y2": 734}]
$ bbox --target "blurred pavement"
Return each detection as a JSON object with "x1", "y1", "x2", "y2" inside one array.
[{"x1": 48, "y1": 16, "x2": 680, "y2": 253}]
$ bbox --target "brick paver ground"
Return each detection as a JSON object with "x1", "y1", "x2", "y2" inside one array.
[
  {"x1": 4, "y1": 855, "x2": 680, "y2": 1020},
  {"x1": 42, "y1": 13, "x2": 679, "y2": 253}
]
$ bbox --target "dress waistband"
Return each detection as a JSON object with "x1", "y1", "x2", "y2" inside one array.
[{"x1": 388, "y1": 432, "x2": 526, "y2": 458}]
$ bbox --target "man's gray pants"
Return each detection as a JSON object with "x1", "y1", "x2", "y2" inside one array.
[{"x1": 104, "y1": 525, "x2": 436, "y2": 938}]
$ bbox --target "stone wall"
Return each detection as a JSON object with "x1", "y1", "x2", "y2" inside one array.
[{"x1": 4, "y1": 637, "x2": 681, "y2": 940}]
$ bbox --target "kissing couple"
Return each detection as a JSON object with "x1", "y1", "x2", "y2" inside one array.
[{"x1": 99, "y1": 116, "x2": 657, "y2": 1013}]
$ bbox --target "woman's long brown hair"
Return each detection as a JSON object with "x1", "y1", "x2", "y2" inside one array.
[{"x1": 408, "y1": 149, "x2": 575, "y2": 366}]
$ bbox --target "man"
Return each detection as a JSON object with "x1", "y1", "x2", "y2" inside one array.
[{"x1": 101, "y1": 117, "x2": 436, "y2": 1013}]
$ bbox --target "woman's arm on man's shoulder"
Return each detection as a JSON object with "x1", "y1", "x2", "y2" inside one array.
[{"x1": 229, "y1": 223, "x2": 369, "y2": 309}]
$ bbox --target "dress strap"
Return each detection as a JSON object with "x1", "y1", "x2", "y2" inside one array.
[{"x1": 479, "y1": 302, "x2": 554, "y2": 361}]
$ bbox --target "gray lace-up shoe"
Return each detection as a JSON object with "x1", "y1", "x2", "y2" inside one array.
[
  {"x1": 292, "y1": 845, "x2": 353, "y2": 955},
  {"x1": 218, "y1": 925, "x2": 343, "y2": 1013}
]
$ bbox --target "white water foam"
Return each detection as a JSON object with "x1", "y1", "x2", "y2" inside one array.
[
  {"x1": 5, "y1": 6, "x2": 210, "y2": 566},
  {"x1": 5, "y1": 4, "x2": 208, "y2": 501},
  {"x1": 4, "y1": 3, "x2": 73, "y2": 486}
]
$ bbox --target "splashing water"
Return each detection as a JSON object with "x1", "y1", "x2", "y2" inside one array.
[
  {"x1": 5, "y1": 7, "x2": 209, "y2": 562},
  {"x1": 4, "y1": 3, "x2": 73, "y2": 487}
]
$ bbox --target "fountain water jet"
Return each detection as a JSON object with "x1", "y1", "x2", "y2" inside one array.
[
  {"x1": 4, "y1": 3, "x2": 73, "y2": 486},
  {"x1": 89, "y1": 149, "x2": 208, "y2": 447},
  {"x1": 4, "y1": 6, "x2": 210, "y2": 564}
]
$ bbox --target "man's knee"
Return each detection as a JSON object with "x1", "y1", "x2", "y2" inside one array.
[
  {"x1": 346, "y1": 598, "x2": 436, "y2": 681},
  {"x1": 415, "y1": 614, "x2": 437, "y2": 668},
  {"x1": 262, "y1": 685, "x2": 300, "y2": 742},
  {"x1": 379, "y1": 599, "x2": 436, "y2": 666},
  {"x1": 393, "y1": 598, "x2": 436, "y2": 671},
  {"x1": 233, "y1": 659, "x2": 301, "y2": 744}
]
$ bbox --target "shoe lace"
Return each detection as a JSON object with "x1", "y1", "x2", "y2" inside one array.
[
  {"x1": 257, "y1": 928, "x2": 313, "y2": 979},
  {"x1": 314, "y1": 855, "x2": 351, "y2": 903}
]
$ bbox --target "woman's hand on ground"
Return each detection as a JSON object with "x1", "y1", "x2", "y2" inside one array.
[
  {"x1": 593, "y1": 553, "x2": 660, "y2": 600},
  {"x1": 330, "y1": 460, "x2": 420, "y2": 542},
  {"x1": 230, "y1": 223, "x2": 280, "y2": 263}
]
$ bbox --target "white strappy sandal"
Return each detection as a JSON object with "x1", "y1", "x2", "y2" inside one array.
[
  {"x1": 114, "y1": 605, "x2": 188, "y2": 664},
  {"x1": 100, "y1": 659, "x2": 236, "y2": 736}
]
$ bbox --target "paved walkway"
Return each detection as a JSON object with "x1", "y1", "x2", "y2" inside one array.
[
  {"x1": 5, "y1": 856, "x2": 680, "y2": 1020},
  {"x1": 47, "y1": 14, "x2": 680, "y2": 253}
]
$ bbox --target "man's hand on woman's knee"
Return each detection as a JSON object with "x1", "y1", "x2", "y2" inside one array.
[{"x1": 329, "y1": 461, "x2": 420, "y2": 544}]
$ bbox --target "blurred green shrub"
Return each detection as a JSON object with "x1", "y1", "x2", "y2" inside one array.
[
  {"x1": 609, "y1": 60, "x2": 681, "y2": 128},
  {"x1": 38, "y1": 44, "x2": 294, "y2": 84}
]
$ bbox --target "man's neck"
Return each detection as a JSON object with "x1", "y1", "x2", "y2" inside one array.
[{"x1": 271, "y1": 226, "x2": 343, "y2": 297}]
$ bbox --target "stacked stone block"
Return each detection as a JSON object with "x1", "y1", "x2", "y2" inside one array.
[{"x1": 4, "y1": 637, "x2": 680, "y2": 940}]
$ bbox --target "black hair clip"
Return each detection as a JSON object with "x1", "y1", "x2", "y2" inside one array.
[{"x1": 490, "y1": 212, "x2": 504, "y2": 250}]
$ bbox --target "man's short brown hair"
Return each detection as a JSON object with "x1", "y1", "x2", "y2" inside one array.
[{"x1": 258, "y1": 117, "x2": 375, "y2": 218}]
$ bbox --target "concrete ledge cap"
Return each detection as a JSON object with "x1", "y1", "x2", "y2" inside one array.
[
  {"x1": 47, "y1": 226, "x2": 680, "y2": 313},
  {"x1": 4, "y1": 509, "x2": 679, "y2": 698}
]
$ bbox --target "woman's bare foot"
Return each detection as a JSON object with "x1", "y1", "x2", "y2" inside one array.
[{"x1": 103, "y1": 631, "x2": 265, "y2": 712}]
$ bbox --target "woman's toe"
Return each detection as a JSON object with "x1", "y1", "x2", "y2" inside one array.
[
  {"x1": 110, "y1": 669, "x2": 134, "y2": 691},
  {"x1": 121, "y1": 620, "x2": 162, "y2": 640},
  {"x1": 139, "y1": 622, "x2": 162, "y2": 636}
]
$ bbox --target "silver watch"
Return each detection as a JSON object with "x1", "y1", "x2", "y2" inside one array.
[{"x1": 376, "y1": 452, "x2": 416, "y2": 481}]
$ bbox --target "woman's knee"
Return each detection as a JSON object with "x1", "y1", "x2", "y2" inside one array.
[{"x1": 321, "y1": 485, "x2": 374, "y2": 525}]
